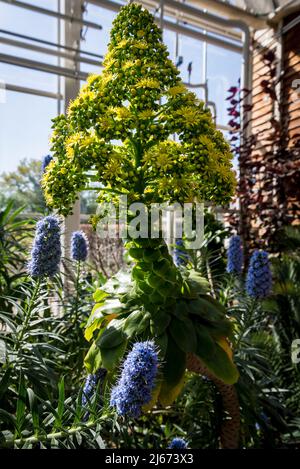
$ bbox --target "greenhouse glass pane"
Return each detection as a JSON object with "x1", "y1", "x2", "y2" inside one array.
[
  {"x1": 177, "y1": 35, "x2": 204, "y2": 85},
  {"x1": 0, "y1": 2, "x2": 58, "y2": 42},
  {"x1": 0, "y1": 63, "x2": 59, "y2": 93},
  {"x1": 0, "y1": 1, "x2": 59, "y2": 92},
  {"x1": 0, "y1": 91, "x2": 56, "y2": 173},
  {"x1": 81, "y1": 4, "x2": 115, "y2": 57},
  {"x1": 207, "y1": 44, "x2": 241, "y2": 126}
]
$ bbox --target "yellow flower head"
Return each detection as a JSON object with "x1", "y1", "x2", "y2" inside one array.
[
  {"x1": 136, "y1": 78, "x2": 160, "y2": 89},
  {"x1": 177, "y1": 106, "x2": 199, "y2": 123},
  {"x1": 113, "y1": 107, "x2": 132, "y2": 119},
  {"x1": 122, "y1": 60, "x2": 136, "y2": 70},
  {"x1": 168, "y1": 84, "x2": 186, "y2": 96},
  {"x1": 116, "y1": 38, "x2": 129, "y2": 49},
  {"x1": 139, "y1": 109, "x2": 153, "y2": 119},
  {"x1": 87, "y1": 74, "x2": 100, "y2": 85},
  {"x1": 102, "y1": 157, "x2": 122, "y2": 179},
  {"x1": 133, "y1": 41, "x2": 148, "y2": 50},
  {"x1": 102, "y1": 72, "x2": 115, "y2": 86}
]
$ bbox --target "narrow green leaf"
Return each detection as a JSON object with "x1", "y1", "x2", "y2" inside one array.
[
  {"x1": 0, "y1": 368, "x2": 11, "y2": 400},
  {"x1": 16, "y1": 377, "x2": 27, "y2": 433},
  {"x1": 54, "y1": 377, "x2": 65, "y2": 428},
  {"x1": 27, "y1": 388, "x2": 39, "y2": 432}
]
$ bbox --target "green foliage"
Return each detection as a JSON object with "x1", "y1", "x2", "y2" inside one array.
[
  {"x1": 0, "y1": 159, "x2": 46, "y2": 213},
  {"x1": 0, "y1": 377, "x2": 114, "y2": 449},
  {"x1": 0, "y1": 211, "x2": 114, "y2": 448},
  {"x1": 262, "y1": 227, "x2": 300, "y2": 414},
  {"x1": 84, "y1": 237, "x2": 239, "y2": 401},
  {"x1": 0, "y1": 201, "x2": 34, "y2": 312}
]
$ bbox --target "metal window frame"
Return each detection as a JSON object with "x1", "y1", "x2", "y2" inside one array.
[{"x1": 0, "y1": 0, "x2": 102, "y2": 30}]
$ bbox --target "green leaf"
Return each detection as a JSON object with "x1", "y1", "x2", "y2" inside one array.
[
  {"x1": 0, "y1": 339, "x2": 6, "y2": 364},
  {"x1": 185, "y1": 270, "x2": 210, "y2": 295},
  {"x1": 195, "y1": 326, "x2": 239, "y2": 385},
  {"x1": 85, "y1": 314, "x2": 106, "y2": 342},
  {"x1": 137, "y1": 280, "x2": 153, "y2": 295},
  {"x1": 57, "y1": 378, "x2": 65, "y2": 424},
  {"x1": 173, "y1": 300, "x2": 189, "y2": 320},
  {"x1": 150, "y1": 310, "x2": 171, "y2": 336},
  {"x1": 143, "y1": 248, "x2": 161, "y2": 263},
  {"x1": 153, "y1": 259, "x2": 172, "y2": 277},
  {"x1": 27, "y1": 388, "x2": 39, "y2": 432},
  {"x1": 188, "y1": 297, "x2": 232, "y2": 339},
  {"x1": 101, "y1": 270, "x2": 132, "y2": 294},
  {"x1": 93, "y1": 289, "x2": 109, "y2": 303},
  {"x1": 84, "y1": 342, "x2": 102, "y2": 374},
  {"x1": 160, "y1": 335, "x2": 186, "y2": 392},
  {"x1": 101, "y1": 340, "x2": 127, "y2": 370},
  {"x1": 158, "y1": 281, "x2": 176, "y2": 298},
  {"x1": 132, "y1": 266, "x2": 145, "y2": 281},
  {"x1": 0, "y1": 368, "x2": 12, "y2": 401},
  {"x1": 155, "y1": 333, "x2": 168, "y2": 358},
  {"x1": 189, "y1": 296, "x2": 225, "y2": 321},
  {"x1": 128, "y1": 247, "x2": 143, "y2": 260},
  {"x1": 16, "y1": 378, "x2": 27, "y2": 433},
  {"x1": 169, "y1": 317, "x2": 197, "y2": 353},
  {"x1": 95, "y1": 299, "x2": 125, "y2": 315},
  {"x1": 97, "y1": 318, "x2": 127, "y2": 349},
  {"x1": 123, "y1": 310, "x2": 150, "y2": 337},
  {"x1": 85, "y1": 299, "x2": 125, "y2": 341}
]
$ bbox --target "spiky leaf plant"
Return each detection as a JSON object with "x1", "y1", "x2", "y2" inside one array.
[{"x1": 42, "y1": 3, "x2": 238, "y2": 415}]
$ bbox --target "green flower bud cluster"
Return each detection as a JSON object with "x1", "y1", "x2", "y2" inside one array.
[{"x1": 42, "y1": 3, "x2": 236, "y2": 214}]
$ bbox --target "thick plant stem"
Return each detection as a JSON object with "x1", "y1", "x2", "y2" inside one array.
[
  {"x1": 3, "y1": 416, "x2": 109, "y2": 448},
  {"x1": 186, "y1": 353, "x2": 240, "y2": 449}
]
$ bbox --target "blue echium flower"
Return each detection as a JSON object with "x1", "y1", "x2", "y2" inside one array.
[
  {"x1": 168, "y1": 438, "x2": 188, "y2": 449},
  {"x1": 110, "y1": 341, "x2": 159, "y2": 418},
  {"x1": 226, "y1": 235, "x2": 243, "y2": 274},
  {"x1": 28, "y1": 216, "x2": 62, "y2": 278},
  {"x1": 71, "y1": 231, "x2": 89, "y2": 262},
  {"x1": 246, "y1": 250, "x2": 272, "y2": 299},
  {"x1": 173, "y1": 238, "x2": 190, "y2": 267},
  {"x1": 82, "y1": 368, "x2": 107, "y2": 406},
  {"x1": 41, "y1": 154, "x2": 53, "y2": 173}
]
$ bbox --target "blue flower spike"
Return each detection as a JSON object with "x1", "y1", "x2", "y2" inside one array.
[
  {"x1": 246, "y1": 250, "x2": 272, "y2": 299},
  {"x1": 227, "y1": 235, "x2": 243, "y2": 275},
  {"x1": 71, "y1": 231, "x2": 89, "y2": 262},
  {"x1": 168, "y1": 437, "x2": 188, "y2": 449},
  {"x1": 110, "y1": 341, "x2": 159, "y2": 418},
  {"x1": 28, "y1": 216, "x2": 62, "y2": 278}
]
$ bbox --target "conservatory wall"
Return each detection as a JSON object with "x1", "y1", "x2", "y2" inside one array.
[{"x1": 239, "y1": 7, "x2": 300, "y2": 251}]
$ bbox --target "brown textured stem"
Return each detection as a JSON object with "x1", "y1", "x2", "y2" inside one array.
[{"x1": 187, "y1": 353, "x2": 240, "y2": 449}]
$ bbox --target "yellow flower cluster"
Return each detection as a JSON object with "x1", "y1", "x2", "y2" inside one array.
[
  {"x1": 43, "y1": 3, "x2": 236, "y2": 215},
  {"x1": 136, "y1": 78, "x2": 160, "y2": 89}
]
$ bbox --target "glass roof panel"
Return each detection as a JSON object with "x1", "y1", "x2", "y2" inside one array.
[{"x1": 235, "y1": 0, "x2": 299, "y2": 15}]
